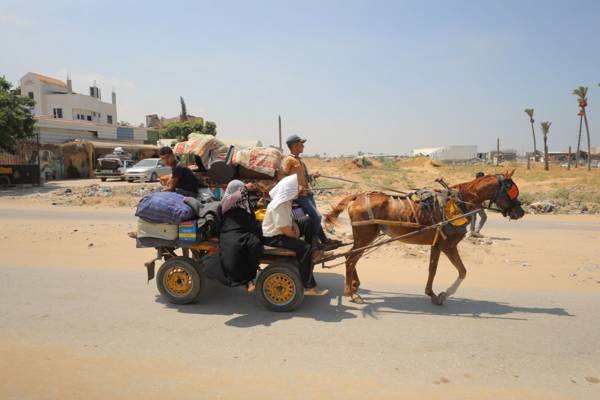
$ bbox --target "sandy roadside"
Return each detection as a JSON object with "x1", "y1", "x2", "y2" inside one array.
[
  {"x1": 1, "y1": 204, "x2": 599, "y2": 293},
  {"x1": 1, "y1": 203, "x2": 599, "y2": 399},
  {"x1": 0, "y1": 338, "x2": 577, "y2": 400}
]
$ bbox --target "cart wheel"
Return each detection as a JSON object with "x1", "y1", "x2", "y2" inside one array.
[
  {"x1": 156, "y1": 257, "x2": 203, "y2": 304},
  {"x1": 256, "y1": 264, "x2": 304, "y2": 312},
  {"x1": 0, "y1": 176, "x2": 10, "y2": 188}
]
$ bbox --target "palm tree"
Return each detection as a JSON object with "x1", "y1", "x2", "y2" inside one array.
[
  {"x1": 524, "y1": 108, "x2": 538, "y2": 163},
  {"x1": 540, "y1": 121, "x2": 551, "y2": 171},
  {"x1": 573, "y1": 86, "x2": 592, "y2": 171}
]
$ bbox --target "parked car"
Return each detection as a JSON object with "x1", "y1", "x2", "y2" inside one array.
[
  {"x1": 125, "y1": 158, "x2": 171, "y2": 182},
  {"x1": 96, "y1": 147, "x2": 134, "y2": 181},
  {"x1": 96, "y1": 158, "x2": 135, "y2": 181}
]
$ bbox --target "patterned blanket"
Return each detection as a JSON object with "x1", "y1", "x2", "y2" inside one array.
[{"x1": 232, "y1": 147, "x2": 283, "y2": 177}]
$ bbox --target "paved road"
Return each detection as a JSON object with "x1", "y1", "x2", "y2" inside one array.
[
  {"x1": 1, "y1": 209, "x2": 599, "y2": 399},
  {"x1": 1, "y1": 265, "x2": 599, "y2": 399}
]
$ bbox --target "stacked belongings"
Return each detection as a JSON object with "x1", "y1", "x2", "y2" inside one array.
[
  {"x1": 173, "y1": 133, "x2": 226, "y2": 170},
  {"x1": 135, "y1": 192, "x2": 221, "y2": 248},
  {"x1": 232, "y1": 147, "x2": 283, "y2": 179}
]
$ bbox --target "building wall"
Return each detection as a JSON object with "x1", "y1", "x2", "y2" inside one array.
[
  {"x1": 35, "y1": 117, "x2": 148, "y2": 145},
  {"x1": 20, "y1": 72, "x2": 117, "y2": 124},
  {"x1": 412, "y1": 145, "x2": 477, "y2": 161},
  {"x1": 42, "y1": 93, "x2": 117, "y2": 124},
  {"x1": 20, "y1": 73, "x2": 68, "y2": 116}
]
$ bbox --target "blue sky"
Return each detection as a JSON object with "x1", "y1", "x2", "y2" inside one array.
[{"x1": 1, "y1": 0, "x2": 599, "y2": 154}]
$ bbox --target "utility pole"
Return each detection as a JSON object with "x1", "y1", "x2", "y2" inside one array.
[
  {"x1": 496, "y1": 138, "x2": 500, "y2": 166},
  {"x1": 278, "y1": 115, "x2": 282, "y2": 150}
]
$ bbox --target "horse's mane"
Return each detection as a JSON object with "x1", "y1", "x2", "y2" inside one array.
[{"x1": 452, "y1": 174, "x2": 498, "y2": 203}]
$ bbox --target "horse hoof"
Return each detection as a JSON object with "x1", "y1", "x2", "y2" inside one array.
[
  {"x1": 430, "y1": 294, "x2": 444, "y2": 306},
  {"x1": 350, "y1": 294, "x2": 364, "y2": 304},
  {"x1": 437, "y1": 292, "x2": 447, "y2": 305}
]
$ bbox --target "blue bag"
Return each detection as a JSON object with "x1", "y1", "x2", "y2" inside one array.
[{"x1": 135, "y1": 192, "x2": 194, "y2": 224}]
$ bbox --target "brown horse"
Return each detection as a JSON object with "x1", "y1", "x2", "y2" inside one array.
[{"x1": 325, "y1": 170, "x2": 525, "y2": 304}]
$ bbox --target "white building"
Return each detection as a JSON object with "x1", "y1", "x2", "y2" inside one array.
[
  {"x1": 19, "y1": 72, "x2": 157, "y2": 145},
  {"x1": 20, "y1": 72, "x2": 117, "y2": 125},
  {"x1": 412, "y1": 145, "x2": 478, "y2": 161}
]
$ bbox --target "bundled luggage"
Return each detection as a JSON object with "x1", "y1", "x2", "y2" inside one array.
[
  {"x1": 135, "y1": 192, "x2": 195, "y2": 224},
  {"x1": 232, "y1": 147, "x2": 282, "y2": 178},
  {"x1": 135, "y1": 191, "x2": 221, "y2": 248}
]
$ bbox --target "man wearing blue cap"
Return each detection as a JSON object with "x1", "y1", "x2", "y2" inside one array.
[{"x1": 282, "y1": 134, "x2": 341, "y2": 249}]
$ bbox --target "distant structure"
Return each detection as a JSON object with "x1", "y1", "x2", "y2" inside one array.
[
  {"x1": 21, "y1": 72, "x2": 117, "y2": 124},
  {"x1": 412, "y1": 145, "x2": 477, "y2": 161},
  {"x1": 145, "y1": 97, "x2": 202, "y2": 129},
  {"x1": 180, "y1": 96, "x2": 188, "y2": 122},
  {"x1": 485, "y1": 149, "x2": 517, "y2": 162},
  {"x1": 18, "y1": 72, "x2": 156, "y2": 145}
]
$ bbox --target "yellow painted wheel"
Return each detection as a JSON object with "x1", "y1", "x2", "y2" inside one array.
[
  {"x1": 156, "y1": 257, "x2": 203, "y2": 304},
  {"x1": 262, "y1": 272, "x2": 296, "y2": 306},
  {"x1": 164, "y1": 267, "x2": 193, "y2": 296}
]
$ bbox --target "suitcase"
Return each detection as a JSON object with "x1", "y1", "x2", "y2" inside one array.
[{"x1": 137, "y1": 218, "x2": 179, "y2": 240}]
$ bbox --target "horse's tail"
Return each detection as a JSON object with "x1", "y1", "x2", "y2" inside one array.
[{"x1": 325, "y1": 194, "x2": 360, "y2": 225}]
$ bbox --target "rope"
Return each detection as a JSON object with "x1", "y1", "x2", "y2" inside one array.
[
  {"x1": 319, "y1": 208, "x2": 483, "y2": 264},
  {"x1": 319, "y1": 174, "x2": 409, "y2": 195}
]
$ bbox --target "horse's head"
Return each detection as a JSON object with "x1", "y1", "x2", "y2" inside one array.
[{"x1": 491, "y1": 169, "x2": 525, "y2": 220}]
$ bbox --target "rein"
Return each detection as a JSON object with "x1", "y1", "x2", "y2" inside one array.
[{"x1": 319, "y1": 208, "x2": 483, "y2": 265}]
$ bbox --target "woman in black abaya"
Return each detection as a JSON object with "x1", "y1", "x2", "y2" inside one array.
[{"x1": 206, "y1": 180, "x2": 263, "y2": 291}]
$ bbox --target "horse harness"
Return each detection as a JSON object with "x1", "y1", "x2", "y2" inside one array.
[{"x1": 353, "y1": 188, "x2": 470, "y2": 246}]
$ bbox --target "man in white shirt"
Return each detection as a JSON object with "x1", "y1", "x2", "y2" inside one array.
[{"x1": 262, "y1": 175, "x2": 328, "y2": 296}]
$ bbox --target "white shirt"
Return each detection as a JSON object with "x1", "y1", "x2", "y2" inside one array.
[{"x1": 262, "y1": 202, "x2": 293, "y2": 238}]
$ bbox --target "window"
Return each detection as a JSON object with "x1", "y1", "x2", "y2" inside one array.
[
  {"x1": 28, "y1": 92, "x2": 34, "y2": 99},
  {"x1": 107, "y1": 115, "x2": 113, "y2": 124},
  {"x1": 53, "y1": 108, "x2": 63, "y2": 118}
]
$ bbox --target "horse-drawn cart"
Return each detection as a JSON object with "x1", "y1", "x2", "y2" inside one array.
[{"x1": 141, "y1": 239, "x2": 311, "y2": 312}]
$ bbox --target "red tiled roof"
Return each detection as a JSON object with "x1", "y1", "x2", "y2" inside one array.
[{"x1": 30, "y1": 73, "x2": 67, "y2": 87}]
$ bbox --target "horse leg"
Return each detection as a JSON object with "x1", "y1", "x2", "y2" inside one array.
[
  {"x1": 343, "y1": 225, "x2": 378, "y2": 304},
  {"x1": 437, "y1": 244, "x2": 467, "y2": 305},
  {"x1": 344, "y1": 251, "x2": 365, "y2": 303},
  {"x1": 425, "y1": 244, "x2": 442, "y2": 305},
  {"x1": 352, "y1": 267, "x2": 361, "y2": 291}
]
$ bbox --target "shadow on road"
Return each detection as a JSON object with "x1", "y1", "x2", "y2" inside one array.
[
  {"x1": 156, "y1": 272, "x2": 361, "y2": 327},
  {"x1": 358, "y1": 289, "x2": 574, "y2": 320},
  {"x1": 156, "y1": 271, "x2": 574, "y2": 326}
]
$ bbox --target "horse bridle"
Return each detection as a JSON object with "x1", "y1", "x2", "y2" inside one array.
[{"x1": 490, "y1": 175, "x2": 521, "y2": 217}]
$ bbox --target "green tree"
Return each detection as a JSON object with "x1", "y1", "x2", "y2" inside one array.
[
  {"x1": 204, "y1": 121, "x2": 217, "y2": 136},
  {"x1": 159, "y1": 119, "x2": 211, "y2": 142},
  {"x1": 573, "y1": 86, "x2": 592, "y2": 171},
  {"x1": 524, "y1": 108, "x2": 538, "y2": 163},
  {"x1": 540, "y1": 121, "x2": 551, "y2": 171},
  {"x1": 0, "y1": 76, "x2": 36, "y2": 153}
]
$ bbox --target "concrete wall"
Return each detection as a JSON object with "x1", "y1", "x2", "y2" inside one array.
[
  {"x1": 20, "y1": 73, "x2": 117, "y2": 124},
  {"x1": 412, "y1": 145, "x2": 477, "y2": 161},
  {"x1": 43, "y1": 93, "x2": 117, "y2": 124},
  {"x1": 35, "y1": 117, "x2": 148, "y2": 144},
  {"x1": 20, "y1": 73, "x2": 68, "y2": 116}
]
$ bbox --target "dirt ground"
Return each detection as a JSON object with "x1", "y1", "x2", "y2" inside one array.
[{"x1": 1, "y1": 181, "x2": 600, "y2": 398}]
